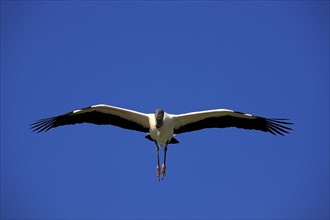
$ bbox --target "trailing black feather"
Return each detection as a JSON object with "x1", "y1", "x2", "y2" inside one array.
[
  {"x1": 31, "y1": 110, "x2": 149, "y2": 133},
  {"x1": 174, "y1": 115, "x2": 292, "y2": 136}
]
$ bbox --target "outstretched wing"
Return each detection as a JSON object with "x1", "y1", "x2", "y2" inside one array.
[
  {"x1": 31, "y1": 104, "x2": 150, "y2": 133},
  {"x1": 173, "y1": 109, "x2": 292, "y2": 136}
]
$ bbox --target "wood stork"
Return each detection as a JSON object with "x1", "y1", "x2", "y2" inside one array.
[{"x1": 31, "y1": 104, "x2": 292, "y2": 181}]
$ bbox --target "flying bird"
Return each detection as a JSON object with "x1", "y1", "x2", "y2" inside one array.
[{"x1": 31, "y1": 104, "x2": 292, "y2": 181}]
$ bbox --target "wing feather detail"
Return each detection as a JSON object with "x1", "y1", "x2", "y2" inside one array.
[
  {"x1": 173, "y1": 109, "x2": 292, "y2": 136},
  {"x1": 31, "y1": 104, "x2": 150, "y2": 133}
]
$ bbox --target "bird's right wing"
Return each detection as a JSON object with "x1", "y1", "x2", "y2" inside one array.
[
  {"x1": 173, "y1": 109, "x2": 292, "y2": 136},
  {"x1": 31, "y1": 104, "x2": 150, "y2": 133}
]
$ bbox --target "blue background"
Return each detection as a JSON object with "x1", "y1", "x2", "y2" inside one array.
[{"x1": 1, "y1": 1, "x2": 329, "y2": 219}]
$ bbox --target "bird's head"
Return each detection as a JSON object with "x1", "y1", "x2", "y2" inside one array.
[{"x1": 155, "y1": 109, "x2": 164, "y2": 128}]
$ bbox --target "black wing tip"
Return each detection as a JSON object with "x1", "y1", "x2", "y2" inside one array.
[
  {"x1": 30, "y1": 117, "x2": 56, "y2": 133},
  {"x1": 269, "y1": 118, "x2": 294, "y2": 125},
  {"x1": 265, "y1": 118, "x2": 293, "y2": 136}
]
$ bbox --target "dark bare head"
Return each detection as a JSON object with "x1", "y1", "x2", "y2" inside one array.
[{"x1": 155, "y1": 109, "x2": 164, "y2": 128}]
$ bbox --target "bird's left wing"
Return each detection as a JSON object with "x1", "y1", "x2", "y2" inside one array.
[
  {"x1": 173, "y1": 109, "x2": 292, "y2": 136},
  {"x1": 31, "y1": 104, "x2": 150, "y2": 133}
]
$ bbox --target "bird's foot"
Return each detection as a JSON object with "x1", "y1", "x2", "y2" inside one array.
[
  {"x1": 161, "y1": 163, "x2": 166, "y2": 179},
  {"x1": 157, "y1": 165, "x2": 161, "y2": 181}
]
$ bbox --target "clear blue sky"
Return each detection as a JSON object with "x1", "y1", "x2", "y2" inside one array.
[{"x1": 1, "y1": 1, "x2": 329, "y2": 219}]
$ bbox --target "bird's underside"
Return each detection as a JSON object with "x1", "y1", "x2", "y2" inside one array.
[{"x1": 31, "y1": 104, "x2": 293, "y2": 181}]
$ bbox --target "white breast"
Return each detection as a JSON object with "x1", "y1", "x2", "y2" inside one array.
[{"x1": 148, "y1": 113, "x2": 175, "y2": 147}]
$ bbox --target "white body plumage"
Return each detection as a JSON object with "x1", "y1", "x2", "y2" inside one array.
[{"x1": 148, "y1": 113, "x2": 175, "y2": 147}]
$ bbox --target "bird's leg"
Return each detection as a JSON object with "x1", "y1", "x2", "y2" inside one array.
[
  {"x1": 162, "y1": 141, "x2": 169, "y2": 179},
  {"x1": 155, "y1": 141, "x2": 161, "y2": 181}
]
